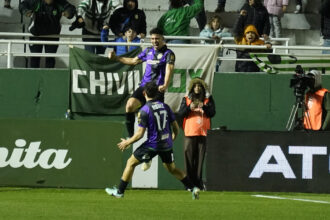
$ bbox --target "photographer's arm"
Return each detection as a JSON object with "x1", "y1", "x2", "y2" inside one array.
[
  {"x1": 203, "y1": 96, "x2": 216, "y2": 118},
  {"x1": 178, "y1": 97, "x2": 191, "y2": 119}
]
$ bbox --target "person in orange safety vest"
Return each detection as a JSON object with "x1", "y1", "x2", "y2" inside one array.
[
  {"x1": 304, "y1": 70, "x2": 330, "y2": 130},
  {"x1": 178, "y1": 77, "x2": 216, "y2": 190}
]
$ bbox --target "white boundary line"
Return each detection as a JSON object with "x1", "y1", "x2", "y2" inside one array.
[{"x1": 252, "y1": 194, "x2": 330, "y2": 204}]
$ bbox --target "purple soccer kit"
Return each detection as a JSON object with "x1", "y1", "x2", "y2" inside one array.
[
  {"x1": 137, "y1": 45, "x2": 175, "y2": 87},
  {"x1": 138, "y1": 100, "x2": 176, "y2": 150}
]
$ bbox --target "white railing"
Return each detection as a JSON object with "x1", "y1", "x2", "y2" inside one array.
[
  {"x1": 0, "y1": 32, "x2": 290, "y2": 44},
  {"x1": 1, "y1": 39, "x2": 328, "y2": 69}
]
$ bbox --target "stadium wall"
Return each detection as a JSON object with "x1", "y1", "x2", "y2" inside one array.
[{"x1": 2, "y1": 69, "x2": 330, "y2": 190}]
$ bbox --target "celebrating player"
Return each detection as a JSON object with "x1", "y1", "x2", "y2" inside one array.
[
  {"x1": 108, "y1": 27, "x2": 175, "y2": 138},
  {"x1": 105, "y1": 82, "x2": 200, "y2": 200}
]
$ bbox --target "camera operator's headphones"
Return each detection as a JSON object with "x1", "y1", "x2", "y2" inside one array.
[{"x1": 308, "y1": 70, "x2": 322, "y2": 90}]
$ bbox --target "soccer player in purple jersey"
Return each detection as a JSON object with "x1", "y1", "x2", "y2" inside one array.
[
  {"x1": 105, "y1": 82, "x2": 200, "y2": 200},
  {"x1": 108, "y1": 27, "x2": 175, "y2": 138}
]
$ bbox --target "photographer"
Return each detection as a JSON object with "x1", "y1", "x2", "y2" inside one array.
[
  {"x1": 178, "y1": 77, "x2": 216, "y2": 190},
  {"x1": 303, "y1": 70, "x2": 330, "y2": 131}
]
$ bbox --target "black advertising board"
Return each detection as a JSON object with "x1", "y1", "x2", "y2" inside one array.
[{"x1": 206, "y1": 130, "x2": 330, "y2": 193}]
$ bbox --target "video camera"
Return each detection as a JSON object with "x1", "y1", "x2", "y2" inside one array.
[{"x1": 289, "y1": 65, "x2": 315, "y2": 99}]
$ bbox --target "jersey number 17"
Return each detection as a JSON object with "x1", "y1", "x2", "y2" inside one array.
[{"x1": 154, "y1": 110, "x2": 167, "y2": 131}]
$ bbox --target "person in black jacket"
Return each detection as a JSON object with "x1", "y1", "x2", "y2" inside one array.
[
  {"x1": 235, "y1": 0, "x2": 270, "y2": 41},
  {"x1": 19, "y1": 0, "x2": 75, "y2": 68},
  {"x1": 320, "y1": 0, "x2": 330, "y2": 54},
  {"x1": 109, "y1": 0, "x2": 146, "y2": 38},
  {"x1": 233, "y1": 11, "x2": 272, "y2": 73}
]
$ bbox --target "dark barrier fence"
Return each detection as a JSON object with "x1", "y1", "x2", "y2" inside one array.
[
  {"x1": 206, "y1": 130, "x2": 330, "y2": 193},
  {"x1": 2, "y1": 69, "x2": 330, "y2": 190},
  {"x1": 0, "y1": 119, "x2": 124, "y2": 188}
]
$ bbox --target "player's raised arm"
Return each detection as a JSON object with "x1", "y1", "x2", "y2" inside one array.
[
  {"x1": 117, "y1": 126, "x2": 146, "y2": 151},
  {"x1": 159, "y1": 63, "x2": 175, "y2": 93},
  {"x1": 108, "y1": 51, "x2": 143, "y2": 66},
  {"x1": 171, "y1": 120, "x2": 179, "y2": 141}
]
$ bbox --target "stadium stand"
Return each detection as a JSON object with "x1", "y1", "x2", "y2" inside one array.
[{"x1": 0, "y1": 0, "x2": 324, "y2": 70}]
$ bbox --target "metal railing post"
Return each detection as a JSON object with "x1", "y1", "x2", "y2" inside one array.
[
  {"x1": 285, "y1": 39, "x2": 289, "y2": 54},
  {"x1": 7, "y1": 41, "x2": 12, "y2": 69}
]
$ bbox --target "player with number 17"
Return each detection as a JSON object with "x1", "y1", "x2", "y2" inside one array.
[{"x1": 105, "y1": 82, "x2": 200, "y2": 200}]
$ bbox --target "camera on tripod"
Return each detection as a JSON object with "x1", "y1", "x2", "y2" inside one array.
[
  {"x1": 286, "y1": 65, "x2": 316, "y2": 131},
  {"x1": 289, "y1": 65, "x2": 315, "y2": 99}
]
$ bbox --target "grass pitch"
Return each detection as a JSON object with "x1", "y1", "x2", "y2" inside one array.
[{"x1": 0, "y1": 188, "x2": 330, "y2": 220}]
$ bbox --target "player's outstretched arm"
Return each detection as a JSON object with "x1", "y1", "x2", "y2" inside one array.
[
  {"x1": 117, "y1": 127, "x2": 146, "y2": 151},
  {"x1": 159, "y1": 63, "x2": 174, "y2": 92},
  {"x1": 171, "y1": 121, "x2": 179, "y2": 141},
  {"x1": 108, "y1": 51, "x2": 143, "y2": 66}
]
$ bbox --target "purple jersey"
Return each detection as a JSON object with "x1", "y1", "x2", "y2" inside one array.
[
  {"x1": 137, "y1": 45, "x2": 175, "y2": 87},
  {"x1": 138, "y1": 100, "x2": 176, "y2": 150}
]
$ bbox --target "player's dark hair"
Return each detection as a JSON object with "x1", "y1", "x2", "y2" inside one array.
[
  {"x1": 144, "y1": 82, "x2": 159, "y2": 99},
  {"x1": 149, "y1": 27, "x2": 164, "y2": 36}
]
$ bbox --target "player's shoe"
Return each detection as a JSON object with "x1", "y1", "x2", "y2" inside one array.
[
  {"x1": 141, "y1": 160, "x2": 152, "y2": 171},
  {"x1": 105, "y1": 187, "x2": 124, "y2": 198},
  {"x1": 192, "y1": 187, "x2": 200, "y2": 200}
]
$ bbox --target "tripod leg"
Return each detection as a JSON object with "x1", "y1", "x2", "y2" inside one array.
[{"x1": 287, "y1": 104, "x2": 300, "y2": 131}]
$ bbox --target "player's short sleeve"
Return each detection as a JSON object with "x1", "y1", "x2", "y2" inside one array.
[
  {"x1": 165, "y1": 104, "x2": 176, "y2": 123},
  {"x1": 165, "y1": 51, "x2": 175, "y2": 65},
  {"x1": 138, "y1": 109, "x2": 148, "y2": 128},
  {"x1": 137, "y1": 47, "x2": 149, "y2": 62}
]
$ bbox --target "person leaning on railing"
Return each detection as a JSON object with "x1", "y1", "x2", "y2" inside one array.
[
  {"x1": 199, "y1": 15, "x2": 231, "y2": 72},
  {"x1": 236, "y1": 0, "x2": 270, "y2": 42},
  {"x1": 101, "y1": 24, "x2": 140, "y2": 56},
  {"x1": 233, "y1": 9, "x2": 272, "y2": 73},
  {"x1": 77, "y1": 0, "x2": 121, "y2": 54},
  {"x1": 320, "y1": 0, "x2": 330, "y2": 55},
  {"x1": 19, "y1": 0, "x2": 76, "y2": 68},
  {"x1": 109, "y1": 0, "x2": 146, "y2": 39}
]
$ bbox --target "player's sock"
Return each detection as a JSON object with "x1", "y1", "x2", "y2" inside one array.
[
  {"x1": 181, "y1": 176, "x2": 194, "y2": 191},
  {"x1": 118, "y1": 179, "x2": 129, "y2": 194},
  {"x1": 125, "y1": 112, "x2": 135, "y2": 137}
]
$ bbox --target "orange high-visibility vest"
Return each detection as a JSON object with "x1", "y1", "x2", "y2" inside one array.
[
  {"x1": 304, "y1": 88, "x2": 328, "y2": 130},
  {"x1": 183, "y1": 96, "x2": 211, "y2": 136}
]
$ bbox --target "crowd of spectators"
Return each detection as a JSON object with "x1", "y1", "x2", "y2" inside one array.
[{"x1": 14, "y1": 0, "x2": 322, "y2": 71}]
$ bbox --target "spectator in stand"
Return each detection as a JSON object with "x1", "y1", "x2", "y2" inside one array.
[
  {"x1": 178, "y1": 77, "x2": 216, "y2": 190},
  {"x1": 101, "y1": 25, "x2": 140, "y2": 56},
  {"x1": 320, "y1": 0, "x2": 330, "y2": 54},
  {"x1": 200, "y1": 15, "x2": 231, "y2": 71},
  {"x1": 215, "y1": 0, "x2": 226, "y2": 13},
  {"x1": 158, "y1": 0, "x2": 204, "y2": 44},
  {"x1": 236, "y1": 0, "x2": 270, "y2": 41},
  {"x1": 77, "y1": 0, "x2": 120, "y2": 54},
  {"x1": 109, "y1": 0, "x2": 146, "y2": 39},
  {"x1": 264, "y1": 0, "x2": 288, "y2": 42},
  {"x1": 294, "y1": 0, "x2": 302, "y2": 13},
  {"x1": 19, "y1": 0, "x2": 75, "y2": 68},
  {"x1": 4, "y1": 0, "x2": 11, "y2": 8},
  {"x1": 173, "y1": 0, "x2": 206, "y2": 31},
  {"x1": 234, "y1": 11, "x2": 271, "y2": 72}
]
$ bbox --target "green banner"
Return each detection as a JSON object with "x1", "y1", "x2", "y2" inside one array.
[
  {"x1": 0, "y1": 119, "x2": 124, "y2": 188},
  {"x1": 69, "y1": 47, "x2": 143, "y2": 114},
  {"x1": 251, "y1": 53, "x2": 330, "y2": 74}
]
